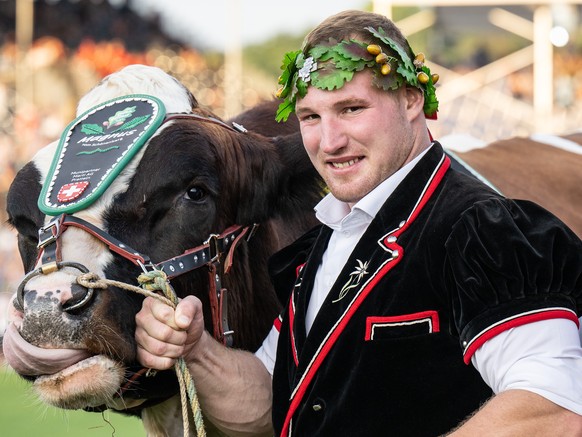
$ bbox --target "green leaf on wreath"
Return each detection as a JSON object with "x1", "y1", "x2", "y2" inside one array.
[
  {"x1": 309, "y1": 45, "x2": 331, "y2": 60},
  {"x1": 366, "y1": 26, "x2": 415, "y2": 71},
  {"x1": 335, "y1": 40, "x2": 373, "y2": 62},
  {"x1": 296, "y1": 78, "x2": 308, "y2": 97},
  {"x1": 396, "y1": 64, "x2": 419, "y2": 87},
  {"x1": 312, "y1": 68, "x2": 354, "y2": 90},
  {"x1": 372, "y1": 68, "x2": 403, "y2": 91},
  {"x1": 279, "y1": 50, "x2": 302, "y2": 85},
  {"x1": 366, "y1": 26, "x2": 419, "y2": 87},
  {"x1": 424, "y1": 96, "x2": 439, "y2": 116},
  {"x1": 276, "y1": 99, "x2": 295, "y2": 123},
  {"x1": 422, "y1": 66, "x2": 439, "y2": 115}
]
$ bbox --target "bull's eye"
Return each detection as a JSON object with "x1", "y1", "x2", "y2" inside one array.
[{"x1": 185, "y1": 186, "x2": 206, "y2": 202}]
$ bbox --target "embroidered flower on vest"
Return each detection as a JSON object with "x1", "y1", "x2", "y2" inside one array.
[{"x1": 333, "y1": 259, "x2": 370, "y2": 303}]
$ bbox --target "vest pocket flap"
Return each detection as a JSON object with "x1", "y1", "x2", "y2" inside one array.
[{"x1": 365, "y1": 310, "x2": 439, "y2": 341}]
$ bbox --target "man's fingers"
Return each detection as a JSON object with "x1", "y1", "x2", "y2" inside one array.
[
  {"x1": 136, "y1": 344, "x2": 177, "y2": 371},
  {"x1": 135, "y1": 319, "x2": 187, "y2": 352},
  {"x1": 174, "y1": 295, "x2": 199, "y2": 330},
  {"x1": 135, "y1": 295, "x2": 205, "y2": 370},
  {"x1": 144, "y1": 296, "x2": 182, "y2": 330}
]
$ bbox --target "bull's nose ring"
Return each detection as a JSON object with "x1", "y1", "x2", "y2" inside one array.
[{"x1": 15, "y1": 261, "x2": 91, "y2": 312}]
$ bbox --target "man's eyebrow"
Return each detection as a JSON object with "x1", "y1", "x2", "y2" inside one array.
[
  {"x1": 295, "y1": 105, "x2": 312, "y2": 117},
  {"x1": 334, "y1": 97, "x2": 367, "y2": 108},
  {"x1": 296, "y1": 97, "x2": 367, "y2": 115}
]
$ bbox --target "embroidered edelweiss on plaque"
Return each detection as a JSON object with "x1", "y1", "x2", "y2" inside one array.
[{"x1": 333, "y1": 259, "x2": 370, "y2": 303}]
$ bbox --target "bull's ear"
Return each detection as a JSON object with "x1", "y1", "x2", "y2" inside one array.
[
  {"x1": 233, "y1": 131, "x2": 323, "y2": 225},
  {"x1": 6, "y1": 162, "x2": 44, "y2": 272}
]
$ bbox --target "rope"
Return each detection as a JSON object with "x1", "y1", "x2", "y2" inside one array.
[{"x1": 77, "y1": 271, "x2": 206, "y2": 437}]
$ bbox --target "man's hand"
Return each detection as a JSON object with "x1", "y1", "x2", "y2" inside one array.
[{"x1": 135, "y1": 295, "x2": 205, "y2": 370}]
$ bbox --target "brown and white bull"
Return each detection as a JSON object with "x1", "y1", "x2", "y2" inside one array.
[{"x1": 2, "y1": 64, "x2": 322, "y2": 435}]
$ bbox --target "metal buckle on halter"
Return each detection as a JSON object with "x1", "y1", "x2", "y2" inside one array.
[
  {"x1": 137, "y1": 259, "x2": 158, "y2": 274},
  {"x1": 231, "y1": 122, "x2": 247, "y2": 133},
  {"x1": 37, "y1": 217, "x2": 61, "y2": 248},
  {"x1": 246, "y1": 223, "x2": 260, "y2": 242},
  {"x1": 205, "y1": 234, "x2": 220, "y2": 263}
]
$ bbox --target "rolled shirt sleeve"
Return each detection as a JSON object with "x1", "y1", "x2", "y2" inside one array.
[{"x1": 472, "y1": 318, "x2": 582, "y2": 415}]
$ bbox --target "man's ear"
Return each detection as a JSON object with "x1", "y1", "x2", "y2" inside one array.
[{"x1": 405, "y1": 86, "x2": 425, "y2": 121}]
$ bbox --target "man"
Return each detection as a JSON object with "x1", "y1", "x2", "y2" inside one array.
[{"x1": 135, "y1": 10, "x2": 582, "y2": 436}]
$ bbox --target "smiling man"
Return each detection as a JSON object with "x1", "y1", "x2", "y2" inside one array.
[
  {"x1": 296, "y1": 71, "x2": 425, "y2": 206},
  {"x1": 135, "y1": 9, "x2": 582, "y2": 436}
]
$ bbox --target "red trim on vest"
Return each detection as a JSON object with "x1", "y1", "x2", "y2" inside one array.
[
  {"x1": 296, "y1": 263, "x2": 306, "y2": 277},
  {"x1": 394, "y1": 155, "x2": 450, "y2": 238},
  {"x1": 365, "y1": 310, "x2": 440, "y2": 341},
  {"x1": 279, "y1": 154, "x2": 451, "y2": 437},
  {"x1": 274, "y1": 316, "x2": 282, "y2": 332},
  {"x1": 462, "y1": 308, "x2": 580, "y2": 364},
  {"x1": 284, "y1": 254, "x2": 403, "y2": 436},
  {"x1": 288, "y1": 294, "x2": 299, "y2": 367},
  {"x1": 288, "y1": 263, "x2": 306, "y2": 365}
]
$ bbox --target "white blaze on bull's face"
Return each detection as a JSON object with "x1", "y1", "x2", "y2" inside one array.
[{"x1": 77, "y1": 64, "x2": 194, "y2": 115}]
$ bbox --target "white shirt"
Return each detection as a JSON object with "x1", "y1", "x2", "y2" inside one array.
[
  {"x1": 255, "y1": 146, "x2": 582, "y2": 415},
  {"x1": 305, "y1": 146, "x2": 428, "y2": 332}
]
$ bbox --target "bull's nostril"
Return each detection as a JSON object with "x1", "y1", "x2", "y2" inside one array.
[{"x1": 61, "y1": 283, "x2": 95, "y2": 313}]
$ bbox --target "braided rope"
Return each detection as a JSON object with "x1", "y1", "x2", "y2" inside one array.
[{"x1": 77, "y1": 271, "x2": 206, "y2": 437}]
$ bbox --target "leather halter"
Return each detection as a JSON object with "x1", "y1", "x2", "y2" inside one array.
[
  {"x1": 29, "y1": 111, "x2": 254, "y2": 347},
  {"x1": 34, "y1": 213, "x2": 257, "y2": 347},
  {"x1": 163, "y1": 112, "x2": 248, "y2": 134}
]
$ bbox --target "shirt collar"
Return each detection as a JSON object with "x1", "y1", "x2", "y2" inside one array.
[{"x1": 315, "y1": 144, "x2": 433, "y2": 230}]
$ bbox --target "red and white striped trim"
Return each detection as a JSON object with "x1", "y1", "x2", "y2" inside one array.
[
  {"x1": 462, "y1": 307, "x2": 579, "y2": 364},
  {"x1": 365, "y1": 310, "x2": 440, "y2": 341},
  {"x1": 288, "y1": 263, "x2": 305, "y2": 367},
  {"x1": 288, "y1": 294, "x2": 299, "y2": 367}
]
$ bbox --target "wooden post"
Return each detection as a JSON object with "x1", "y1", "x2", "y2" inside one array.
[
  {"x1": 373, "y1": 0, "x2": 393, "y2": 19},
  {"x1": 533, "y1": 5, "x2": 553, "y2": 129},
  {"x1": 15, "y1": 0, "x2": 34, "y2": 155},
  {"x1": 224, "y1": 0, "x2": 243, "y2": 118}
]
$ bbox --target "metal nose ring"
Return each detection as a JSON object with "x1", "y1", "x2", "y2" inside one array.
[{"x1": 15, "y1": 261, "x2": 91, "y2": 312}]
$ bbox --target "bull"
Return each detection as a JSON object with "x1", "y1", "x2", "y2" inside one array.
[{"x1": 2, "y1": 64, "x2": 322, "y2": 436}]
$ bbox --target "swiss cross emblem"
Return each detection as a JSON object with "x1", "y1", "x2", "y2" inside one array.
[{"x1": 57, "y1": 181, "x2": 89, "y2": 203}]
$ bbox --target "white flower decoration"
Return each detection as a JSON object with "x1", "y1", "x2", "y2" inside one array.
[
  {"x1": 298, "y1": 57, "x2": 317, "y2": 83},
  {"x1": 333, "y1": 259, "x2": 370, "y2": 303}
]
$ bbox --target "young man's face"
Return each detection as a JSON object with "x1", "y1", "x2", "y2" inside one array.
[{"x1": 296, "y1": 70, "x2": 424, "y2": 206}]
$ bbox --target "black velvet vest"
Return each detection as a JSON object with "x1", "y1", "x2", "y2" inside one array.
[{"x1": 270, "y1": 143, "x2": 582, "y2": 437}]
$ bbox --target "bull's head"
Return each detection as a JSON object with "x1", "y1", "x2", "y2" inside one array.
[{"x1": 2, "y1": 65, "x2": 321, "y2": 425}]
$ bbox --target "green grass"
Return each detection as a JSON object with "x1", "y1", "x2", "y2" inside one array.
[{"x1": 0, "y1": 367, "x2": 145, "y2": 436}]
